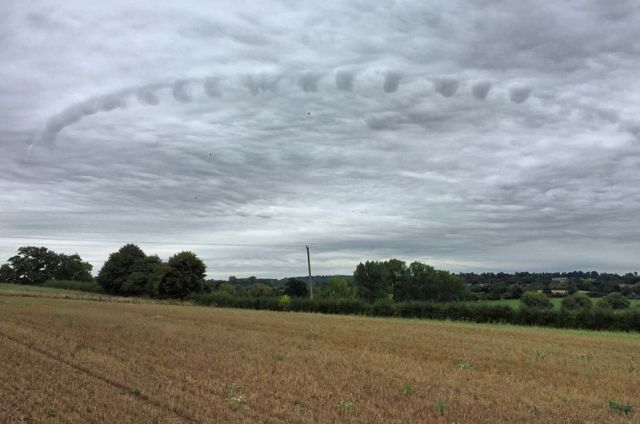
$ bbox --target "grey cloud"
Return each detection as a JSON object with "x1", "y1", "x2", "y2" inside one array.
[
  {"x1": 136, "y1": 87, "x2": 160, "y2": 106},
  {"x1": 172, "y1": 80, "x2": 192, "y2": 103},
  {"x1": 383, "y1": 72, "x2": 401, "y2": 93},
  {"x1": 2, "y1": 1, "x2": 640, "y2": 277},
  {"x1": 509, "y1": 85, "x2": 532, "y2": 103},
  {"x1": 365, "y1": 112, "x2": 404, "y2": 131},
  {"x1": 203, "y1": 77, "x2": 222, "y2": 97},
  {"x1": 335, "y1": 70, "x2": 354, "y2": 91},
  {"x1": 243, "y1": 73, "x2": 281, "y2": 95},
  {"x1": 41, "y1": 92, "x2": 129, "y2": 145},
  {"x1": 432, "y1": 77, "x2": 460, "y2": 97},
  {"x1": 299, "y1": 72, "x2": 322, "y2": 93},
  {"x1": 471, "y1": 81, "x2": 492, "y2": 100}
]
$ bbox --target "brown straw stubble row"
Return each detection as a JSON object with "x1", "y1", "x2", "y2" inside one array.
[{"x1": 0, "y1": 293, "x2": 638, "y2": 423}]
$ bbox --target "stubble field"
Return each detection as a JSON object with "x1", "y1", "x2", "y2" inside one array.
[{"x1": 0, "y1": 287, "x2": 638, "y2": 423}]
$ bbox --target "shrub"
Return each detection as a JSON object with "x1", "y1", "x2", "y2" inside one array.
[
  {"x1": 597, "y1": 293, "x2": 630, "y2": 310},
  {"x1": 278, "y1": 295, "x2": 291, "y2": 310},
  {"x1": 520, "y1": 291, "x2": 553, "y2": 310},
  {"x1": 561, "y1": 293, "x2": 593, "y2": 311}
]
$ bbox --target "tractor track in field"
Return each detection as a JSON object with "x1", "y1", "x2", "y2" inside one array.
[{"x1": 0, "y1": 329, "x2": 200, "y2": 424}]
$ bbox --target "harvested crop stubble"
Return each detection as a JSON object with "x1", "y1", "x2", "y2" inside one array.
[{"x1": 0, "y1": 293, "x2": 638, "y2": 423}]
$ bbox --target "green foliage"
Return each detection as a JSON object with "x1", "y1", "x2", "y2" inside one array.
[
  {"x1": 0, "y1": 263, "x2": 15, "y2": 283},
  {"x1": 434, "y1": 399, "x2": 447, "y2": 415},
  {"x1": 120, "y1": 255, "x2": 163, "y2": 296},
  {"x1": 189, "y1": 291, "x2": 640, "y2": 332},
  {"x1": 41, "y1": 279, "x2": 103, "y2": 293},
  {"x1": 284, "y1": 278, "x2": 308, "y2": 297},
  {"x1": 146, "y1": 262, "x2": 171, "y2": 297},
  {"x1": 354, "y1": 259, "x2": 468, "y2": 303},
  {"x1": 216, "y1": 283, "x2": 238, "y2": 296},
  {"x1": 609, "y1": 401, "x2": 633, "y2": 415},
  {"x1": 97, "y1": 244, "x2": 146, "y2": 294},
  {"x1": 354, "y1": 260, "x2": 392, "y2": 302},
  {"x1": 336, "y1": 400, "x2": 356, "y2": 411},
  {"x1": 0, "y1": 246, "x2": 93, "y2": 285},
  {"x1": 402, "y1": 382, "x2": 414, "y2": 395},
  {"x1": 319, "y1": 276, "x2": 357, "y2": 300},
  {"x1": 247, "y1": 283, "x2": 273, "y2": 297},
  {"x1": 520, "y1": 291, "x2": 553, "y2": 310},
  {"x1": 561, "y1": 293, "x2": 593, "y2": 311},
  {"x1": 278, "y1": 294, "x2": 291, "y2": 310},
  {"x1": 56, "y1": 253, "x2": 93, "y2": 282},
  {"x1": 157, "y1": 251, "x2": 206, "y2": 298},
  {"x1": 405, "y1": 261, "x2": 469, "y2": 302},
  {"x1": 597, "y1": 292, "x2": 630, "y2": 310}
]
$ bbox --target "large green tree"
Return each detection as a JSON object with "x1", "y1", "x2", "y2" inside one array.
[
  {"x1": 353, "y1": 261, "x2": 392, "y2": 302},
  {"x1": 97, "y1": 244, "x2": 146, "y2": 294},
  {"x1": 0, "y1": 246, "x2": 93, "y2": 285},
  {"x1": 157, "y1": 251, "x2": 206, "y2": 298}
]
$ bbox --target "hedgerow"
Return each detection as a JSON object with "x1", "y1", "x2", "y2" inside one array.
[{"x1": 188, "y1": 292, "x2": 640, "y2": 332}]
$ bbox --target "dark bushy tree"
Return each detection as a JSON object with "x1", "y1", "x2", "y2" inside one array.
[
  {"x1": 157, "y1": 251, "x2": 206, "y2": 298},
  {"x1": 284, "y1": 278, "x2": 308, "y2": 297},
  {"x1": 520, "y1": 291, "x2": 553, "y2": 310},
  {"x1": 561, "y1": 293, "x2": 592, "y2": 311},
  {"x1": 597, "y1": 292, "x2": 630, "y2": 310},
  {"x1": 121, "y1": 255, "x2": 163, "y2": 296},
  {"x1": 0, "y1": 264, "x2": 16, "y2": 283},
  {"x1": 97, "y1": 244, "x2": 146, "y2": 294}
]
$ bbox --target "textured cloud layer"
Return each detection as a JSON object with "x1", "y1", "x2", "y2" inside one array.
[{"x1": 1, "y1": 0, "x2": 639, "y2": 277}]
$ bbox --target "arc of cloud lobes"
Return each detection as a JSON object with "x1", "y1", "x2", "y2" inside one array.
[{"x1": 37, "y1": 72, "x2": 535, "y2": 146}]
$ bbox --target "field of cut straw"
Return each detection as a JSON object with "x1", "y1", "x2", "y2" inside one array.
[{"x1": 0, "y1": 286, "x2": 638, "y2": 423}]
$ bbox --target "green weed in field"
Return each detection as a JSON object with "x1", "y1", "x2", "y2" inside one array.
[
  {"x1": 457, "y1": 358, "x2": 471, "y2": 369},
  {"x1": 609, "y1": 401, "x2": 633, "y2": 415},
  {"x1": 535, "y1": 350, "x2": 553, "y2": 359},
  {"x1": 224, "y1": 383, "x2": 242, "y2": 395},
  {"x1": 294, "y1": 399, "x2": 308, "y2": 412},
  {"x1": 434, "y1": 399, "x2": 447, "y2": 415},
  {"x1": 402, "y1": 382, "x2": 414, "y2": 395},
  {"x1": 337, "y1": 400, "x2": 356, "y2": 411}
]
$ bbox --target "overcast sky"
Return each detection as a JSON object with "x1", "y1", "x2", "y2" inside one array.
[{"x1": 1, "y1": 0, "x2": 639, "y2": 278}]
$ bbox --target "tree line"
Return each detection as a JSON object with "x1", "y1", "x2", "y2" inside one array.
[
  {"x1": 0, "y1": 245, "x2": 206, "y2": 299},
  {"x1": 1, "y1": 245, "x2": 639, "y2": 305}
]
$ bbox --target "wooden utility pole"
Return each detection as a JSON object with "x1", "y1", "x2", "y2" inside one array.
[{"x1": 306, "y1": 245, "x2": 313, "y2": 300}]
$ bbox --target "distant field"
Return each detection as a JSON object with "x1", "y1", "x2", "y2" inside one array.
[
  {"x1": 475, "y1": 297, "x2": 640, "y2": 309},
  {"x1": 1, "y1": 285, "x2": 638, "y2": 423}
]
